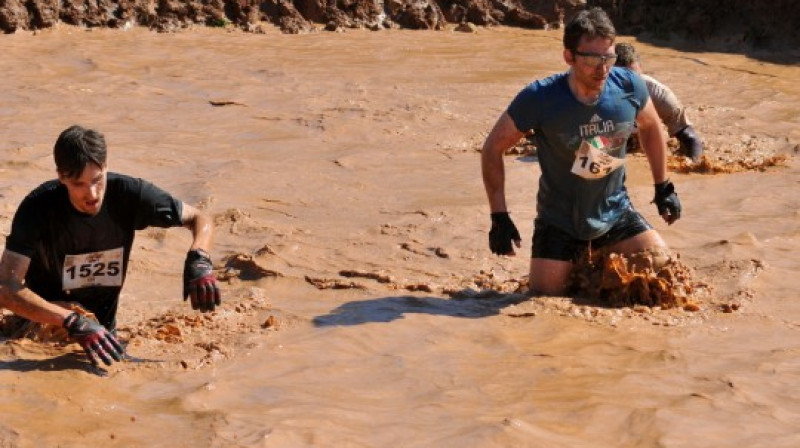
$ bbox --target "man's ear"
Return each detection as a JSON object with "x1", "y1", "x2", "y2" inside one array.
[{"x1": 563, "y1": 48, "x2": 574, "y2": 66}]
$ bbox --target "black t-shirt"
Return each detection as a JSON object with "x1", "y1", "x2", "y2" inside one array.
[{"x1": 5, "y1": 173, "x2": 184, "y2": 329}]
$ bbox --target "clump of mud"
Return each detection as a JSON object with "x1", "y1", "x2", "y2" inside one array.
[
  {"x1": 115, "y1": 288, "x2": 285, "y2": 369},
  {"x1": 490, "y1": 128, "x2": 792, "y2": 172},
  {"x1": 629, "y1": 132, "x2": 791, "y2": 173},
  {"x1": 569, "y1": 247, "x2": 699, "y2": 311},
  {"x1": 0, "y1": 288, "x2": 296, "y2": 371},
  {"x1": 668, "y1": 153, "x2": 788, "y2": 174},
  {"x1": 505, "y1": 133, "x2": 537, "y2": 157}
]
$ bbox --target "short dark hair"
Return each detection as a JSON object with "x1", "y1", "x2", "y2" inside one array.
[
  {"x1": 53, "y1": 125, "x2": 107, "y2": 179},
  {"x1": 563, "y1": 7, "x2": 616, "y2": 52},
  {"x1": 614, "y1": 43, "x2": 639, "y2": 67}
]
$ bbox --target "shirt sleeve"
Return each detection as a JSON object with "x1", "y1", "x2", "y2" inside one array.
[
  {"x1": 4, "y1": 195, "x2": 44, "y2": 258},
  {"x1": 645, "y1": 75, "x2": 688, "y2": 136},
  {"x1": 507, "y1": 84, "x2": 540, "y2": 133},
  {"x1": 132, "y1": 178, "x2": 184, "y2": 230}
]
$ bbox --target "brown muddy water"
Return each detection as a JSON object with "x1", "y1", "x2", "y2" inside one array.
[{"x1": 0, "y1": 25, "x2": 799, "y2": 447}]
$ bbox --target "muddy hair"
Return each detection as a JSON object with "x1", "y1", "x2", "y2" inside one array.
[
  {"x1": 614, "y1": 43, "x2": 640, "y2": 67},
  {"x1": 563, "y1": 7, "x2": 616, "y2": 52},
  {"x1": 53, "y1": 125, "x2": 107, "y2": 179}
]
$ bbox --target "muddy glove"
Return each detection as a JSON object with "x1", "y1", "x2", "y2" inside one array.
[
  {"x1": 489, "y1": 212, "x2": 522, "y2": 255},
  {"x1": 183, "y1": 249, "x2": 221, "y2": 312},
  {"x1": 63, "y1": 312, "x2": 125, "y2": 366},
  {"x1": 675, "y1": 125, "x2": 703, "y2": 162},
  {"x1": 652, "y1": 180, "x2": 681, "y2": 225}
]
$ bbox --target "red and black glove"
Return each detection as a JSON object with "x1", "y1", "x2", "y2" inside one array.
[
  {"x1": 63, "y1": 312, "x2": 125, "y2": 366},
  {"x1": 183, "y1": 249, "x2": 221, "y2": 312}
]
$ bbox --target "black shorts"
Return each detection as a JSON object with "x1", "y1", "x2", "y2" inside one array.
[{"x1": 531, "y1": 208, "x2": 653, "y2": 261}]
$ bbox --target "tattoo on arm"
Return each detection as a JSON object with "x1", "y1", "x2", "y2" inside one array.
[{"x1": 0, "y1": 250, "x2": 31, "y2": 294}]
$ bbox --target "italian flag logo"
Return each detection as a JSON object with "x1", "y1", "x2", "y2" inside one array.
[{"x1": 587, "y1": 135, "x2": 610, "y2": 150}]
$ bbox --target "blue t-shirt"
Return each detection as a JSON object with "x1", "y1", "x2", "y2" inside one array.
[{"x1": 507, "y1": 67, "x2": 649, "y2": 240}]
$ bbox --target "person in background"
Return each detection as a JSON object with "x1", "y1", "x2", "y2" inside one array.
[
  {"x1": 0, "y1": 125, "x2": 221, "y2": 367},
  {"x1": 481, "y1": 8, "x2": 681, "y2": 296},
  {"x1": 615, "y1": 42, "x2": 703, "y2": 161}
]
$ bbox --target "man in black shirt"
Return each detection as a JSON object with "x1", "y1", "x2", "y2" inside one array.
[{"x1": 0, "y1": 125, "x2": 221, "y2": 366}]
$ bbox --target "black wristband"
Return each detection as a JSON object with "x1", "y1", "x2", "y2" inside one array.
[
  {"x1": 491, "y1": 211, "x2": 512, "y2": 222},
  {"x1": 187, "y1": 248, "x2": 211, "y2": 263},
  {"x1": 654, "y1": 180, "x2": 675, "y2": 198},
  {"x1": 63, "y1": 312, "x2": 79, "y2": 329}
]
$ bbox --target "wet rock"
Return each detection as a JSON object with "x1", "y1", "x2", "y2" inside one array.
[
  {"x1": 386, "y1": 0, "x2": 446, "y2": 30},
  {"x1": 454, "y1": 22, "x2": 478, "y2": 33}
]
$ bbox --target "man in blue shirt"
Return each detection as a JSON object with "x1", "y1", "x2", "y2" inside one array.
[{"x1": 481, "y1": 8, "x2": 681, "y2": 296}]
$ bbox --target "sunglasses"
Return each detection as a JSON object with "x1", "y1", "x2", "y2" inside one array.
[{"x1": 573, "y1": 50, "x2": 618, "y2": 67}]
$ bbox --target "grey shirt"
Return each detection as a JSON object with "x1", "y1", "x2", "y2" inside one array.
[{"x1": 642, "y1": 73, "x2": 691, "y2": 136}]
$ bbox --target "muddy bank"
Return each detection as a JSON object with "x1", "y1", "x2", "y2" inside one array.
[
  {"x1": 2, "y1": 0, "x2": 799, "y2": 52},
  {"x1": 0, "y1": 0, "x2": 580, "y2": 34}
]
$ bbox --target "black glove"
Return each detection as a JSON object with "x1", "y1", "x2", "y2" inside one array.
[
  {"x1": 675, "y1": 125, "x2": 703, "y2": 161},
  {"x1": 183, "y1": 249, "x2": 221, "y2": 312},
  {"x1": 489, "y1": 212, "x2": 521, "y2": 255},
  {"x1": 63, "y1": 312, "x2": 125, "y2": 366},
  {"x1": 652, "y1": 180, "x2": 681, "y2": 224}
]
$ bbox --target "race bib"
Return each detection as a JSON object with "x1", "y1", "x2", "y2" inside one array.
[
  {"x1": 62, "y1": 247, "x2": 124, "y2": 290},
  {"x1": 571, "y1": 135, "x2": 625, "y2": 180}
]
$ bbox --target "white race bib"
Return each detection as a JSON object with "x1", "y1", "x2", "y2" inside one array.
[
  {"x1": 571, "y1": 135, "x2": 625, "y2": 180},
  {"x1": 62, "y1": 247, "x2": 124, "y2": 290}
]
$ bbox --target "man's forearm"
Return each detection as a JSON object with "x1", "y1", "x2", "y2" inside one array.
[
  {"x1": 481, "y1": 112, "x2": 523, "y2": 213},
  {"x1": 0, "y1": 286, "x2": 71, "y2": 326},
  {"x1": 189, "y1": 213, "x2": 214, "y2": 252},
  {"x1": 482, "y1": 151, "x2": 509, "y2": 213},
  {"x1": 638, "y1": 127, "x2": 668, "y2": 184},
  {"x1": 636, "y1": 100, "x2": 669, "y2": 184},
  {"x1": 181, "y1": 204, "x2": 214, "y2": 252}
]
